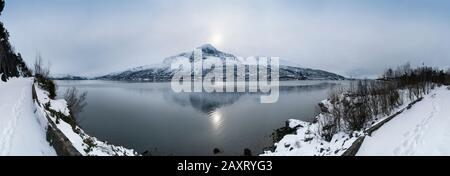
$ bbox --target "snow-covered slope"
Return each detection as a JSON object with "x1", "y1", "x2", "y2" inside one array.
[
  {"x1": 358, "y1": 86, "x2": 450, "y2": 156},
  {"x1": 98, "y1": 44, "x2": 345, "y2": 81},
  {"x1": 0, "y1": 78, "x2": 56, "y2": 156}
]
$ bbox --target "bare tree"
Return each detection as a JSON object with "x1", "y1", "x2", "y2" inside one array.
[
  {"x1": 34, "y1": 53, "x2": 50, "y2": 78},
  {"x1": 319, "y1": 63, "x2": 448, "y2": 141},
  {"x1": 383, "y1": 68, "x2": 394, "y2": 80},
  {"x1": 33, "y1": 53, "x2": 57, "y2": 98},
  {"x1": 64, "y1": 87, "x2": 88, "y2": 118}
]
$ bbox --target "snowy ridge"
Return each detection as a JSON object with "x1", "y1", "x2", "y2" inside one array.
[
  {"x1": 98, "y1": 44, "x2": 345, "y2": 81},
  {"x1": 51, "y1": 75, "x2": 88, "y2": 80},
  {"x1": 33, "y1": 82, "x2": 139, "y2": 156}
]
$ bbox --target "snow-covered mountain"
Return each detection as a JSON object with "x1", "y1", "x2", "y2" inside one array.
[
  {"x1": 51, "y1": 75, "x2": 88, "y2": 80},
  {"x1": 97, "y1": 44, "x2": 345, "y2": 81}
]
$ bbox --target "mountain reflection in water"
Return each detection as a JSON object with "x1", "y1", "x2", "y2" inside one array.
[{"x1": 56, "y1": 80, "x2": 343, "y2": 155}]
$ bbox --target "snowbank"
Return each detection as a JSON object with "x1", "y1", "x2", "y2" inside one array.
[
  {"x1": 0, "y1": 78, "x2": 56, "y2": 156},
  {"x1": 358, "y1": 86, "x2": 450, "y2": 156}
]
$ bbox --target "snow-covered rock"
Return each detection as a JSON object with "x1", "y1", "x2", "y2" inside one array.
[{"x1": 261, "y1": 119, "x2": 361, "y2": 156}]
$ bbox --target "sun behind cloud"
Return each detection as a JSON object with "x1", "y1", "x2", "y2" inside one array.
[{"x1": 210, "y1": 33, "x2": 223, "y2": 47}]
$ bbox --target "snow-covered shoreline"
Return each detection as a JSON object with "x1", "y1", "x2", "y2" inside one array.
[
  {"x1": 0, "y1": 77, "x2": 138, "y2": 156},
  {"x1": 262, "y1": 86, "x2": 450, "y2": 156},
  {"x1": 33, "y1": 79, "x2": 139, "y2": 156}
]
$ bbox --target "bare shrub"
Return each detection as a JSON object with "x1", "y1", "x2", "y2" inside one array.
[
  {"x1": 33, "y1": 53, "x2": 56, "y2": 99},
  {"x1": 64, "y1": 87, "x2": 87, "y2": 118},
  {"x1": 325, "y1": 80, "x2": 402, "y2": 133},
  {"x1": 315, "y1": 63, "x2": 448, "y2": 142},
  {"x1": 317, "y1": 87, "x2": 345, "y2": 141},
  {"x1": 34, "y1": 53, "x2": 50, "y2": 78},
  {"x1": 318, "y1": 115, "x2": 338, "y2": 142}
]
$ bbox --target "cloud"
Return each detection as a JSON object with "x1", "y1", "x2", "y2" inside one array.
[{"x1": 2, "y1": 0, "x2": 450, "y2": 77}]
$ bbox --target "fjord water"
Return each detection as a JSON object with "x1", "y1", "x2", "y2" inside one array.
[{"x1": 56, "y1": 80, "x2": 341, "y2": 156}]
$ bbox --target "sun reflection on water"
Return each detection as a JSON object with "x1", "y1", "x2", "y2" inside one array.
[{"x1": 209, "y1": 110, "x2": 224, "y2": 131}]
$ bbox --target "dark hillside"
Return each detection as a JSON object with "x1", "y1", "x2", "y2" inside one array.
[{"x1": 0, "y1": 0, "x2": 32, "y2": 81}]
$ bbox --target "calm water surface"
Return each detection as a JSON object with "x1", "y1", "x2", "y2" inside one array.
[{"x1": 56, "y1": 80, "x2": 343, "y2": 155}]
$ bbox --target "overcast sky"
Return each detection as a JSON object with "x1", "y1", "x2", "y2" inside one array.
[{"x1": 2, "y1": 0, "x2": 450, "y2": 77}]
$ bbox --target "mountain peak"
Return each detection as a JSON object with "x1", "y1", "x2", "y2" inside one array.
[
  {"x1": 197, "y1": 43, "x2": 219, "y2": 55},
  {"x1": 192, "y1": 43, "x2": 235, "y2": 58},
  {"x1": 198, "y1": 43, "x2": 217, "y2": 50}
]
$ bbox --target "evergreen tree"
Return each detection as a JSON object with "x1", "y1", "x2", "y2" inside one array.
[{"x1": 0, "y1": 0, "x2": 32, "y2": 81}]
